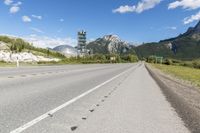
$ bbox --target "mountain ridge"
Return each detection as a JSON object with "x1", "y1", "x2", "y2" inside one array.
[
  {"x1": 86, "y1": 35, "x2": 136, "y2": 55},
  {"x1": 135, "y1": 21, "x2": 200, "y2": 60}
]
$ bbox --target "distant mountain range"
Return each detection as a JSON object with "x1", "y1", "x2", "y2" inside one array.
[
  {"x1": 135, "y1": 21, "x2": 200, "y2": 60},
  {"x1": 52, "y1": 45, "x2": 77, "y2": 57},
  {"x1": 1, "y1": 21, "x2": 200, "y2": 61},
  {"x1": 86, "y1": 35, "x2": 136, "y2": 55},
  {"x1": 86, "y1": 21, "x2": 200, "y2": 60}
]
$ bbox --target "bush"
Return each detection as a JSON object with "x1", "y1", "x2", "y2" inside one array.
[
  {"x1": 192, "y1": 61, "x2": 200, "y2": 69},
  {"x1": 164, "y1": 59, "x2": 172, "y2": 65},
  {"x1": 147, "y1": 56, "x2": 156, "y2": 63},
  {"x1": 93, "y1": 54, "x2": 106, "y2": 61},
  {"x1": 37, "y1": 61, "x2": 58, "y2": 64},
  {"x1": 0, "y1": 60, "x2": 6, "y2": 63}
]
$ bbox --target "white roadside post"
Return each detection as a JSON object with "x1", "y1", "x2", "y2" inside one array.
[{"x1": 16, "y1": 57, "x2": 19, "y2": 68}]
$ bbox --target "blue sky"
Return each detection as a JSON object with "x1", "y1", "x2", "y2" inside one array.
[{"x1": 1, "y1": 0, "x2": 200, "y2": 48}]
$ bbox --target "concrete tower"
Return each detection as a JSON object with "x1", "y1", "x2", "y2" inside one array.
[{"x1": 77, "y1": 30, "x2": 87, "y2": 52}]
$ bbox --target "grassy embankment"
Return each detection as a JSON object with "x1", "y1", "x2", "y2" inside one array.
[
  {"x1": 0, "y1": 36, "x2": 138, "y2": 67},
  {"x1": 0, "y1": 54, "x2": 139, "y2": 67},
  {"x1": 0, "y1": 61, "x2": 15, "y2": 67},
  {"x1": 151, "y1": 63, "x2": 200, "y2": 87}
]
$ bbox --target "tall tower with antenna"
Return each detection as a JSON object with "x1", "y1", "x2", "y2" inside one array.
[{"x1": 77, "y1": 30, "x2": 87, "y2": 53}]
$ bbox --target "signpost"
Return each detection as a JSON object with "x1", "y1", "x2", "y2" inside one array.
[
  {"x1": 16, "y1": 57, "x2": 19, "y2": 68},
  {"x1": 155, "y1": 56, "x2": 163, "y2": 64}
]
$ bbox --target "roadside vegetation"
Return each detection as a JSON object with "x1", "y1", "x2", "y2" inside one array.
[
  {"x1": 0, "y1": 54, "x2": 137, "y2": 66},
  {"x1": 0, "y1": 53, "x2": 138, "y2": 66},
  {"x1": 0, "y1": 36, "x2": 138, "y2": 66},
  {"x1": 151, "y1": 63, "x2": 200, "y2": 87},
  {"x1": 146, "y1": 55, "x2": 200, "y2": 69},
  {"x1": 0, "y1": 36, "x2": 65, "y2": 59},
  {"x1": 0, "y1": 61, "x2": 15, "y2": 67},
  {"x1": 146, "y1": 55, "x2": 200, "y2": 87},
  {"x1": 38, "y1": 54, "x2": 138, "y2": 65}
]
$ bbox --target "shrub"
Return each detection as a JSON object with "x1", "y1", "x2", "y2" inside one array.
[
  {"x1": 192, "y1": 61, "x2": 200, "y2": 69},
  {"x1": 0, "y1": 60, "x2": 6, "y2": 63},
  {"x1": 164, "y1": 59, "x2": 172, "y2": 65},
  {"x1": 147, "y1": 56, "x2": 156, "y2": 63}
]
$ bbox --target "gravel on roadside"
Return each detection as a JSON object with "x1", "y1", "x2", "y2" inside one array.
[{"x1": 145, "y1": 64, "x2": 200, "y2": 133}]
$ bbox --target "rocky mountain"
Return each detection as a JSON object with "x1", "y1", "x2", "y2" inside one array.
[
  {"x1": 184, "y1": 21, "x2": 200, "y2": 37},
  {"x1": 0, "y1": 41, "x2": 10, "y2": 50},
  {"x1": 135, "y1": 21, "x2": 200, "y2": 60},
  {"x1": 53, "y1": 45, "x2": 78, "y2": 57},
  {"x1": 86, "y1": 35, "x2": 136, "y2": 55}
]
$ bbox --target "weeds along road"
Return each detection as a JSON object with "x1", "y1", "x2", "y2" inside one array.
[{"x1": 0, "y1": 63, "x2": 191, "y2": 133}]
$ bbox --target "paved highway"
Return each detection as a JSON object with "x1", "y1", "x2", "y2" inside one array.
[{"x1": 0, "y1": 63, "x2": 190, "y2": 133}]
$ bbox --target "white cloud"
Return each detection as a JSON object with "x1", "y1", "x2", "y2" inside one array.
[
  {"x1": 170, "y1": 27, "x2": 177, "y2": 30},
  {"x1": 30, "y1": 27, "x2": 44, "y2": 33},
  {"x1": 23, "y1": 34, "x2": 77, "y2": 48},
  {"x1": 166, "y1": 26, "x2": 177, "y2": 30},
  {"x1": 88, "y1": 38, "x2": 95, "y2": 43},
  {"x1": 10, "y1": 6, "x2": 20, "y2": 14},
  {"x1": 59, "y1": 19, "x2": 64, "y2": 22},
  {"x1": 183, "y1": 11, "x2": 200, "y2": 24},
  {"x1": 0, "y1": 34, "x2": 77, "y2": 48},
  {"x1": 4, "y1": 0, "x2": 13, "y2": 5},
  {"x1": 22, "y1": 16, "x2": 32, "y2": 22},
  {"x1": 113, "y1": 5, "x2": 136, "y2": 14},
  {"x1": 168, "y1": 0, "x2": 200, "y2": 10},
  {"x1": 13, "y1": 1, "x2": 22, "y2": 6},
  {"x1": 32, "y1": 15, "x2": 42, "y2": 20},
  {"x1": 113, "y1": 0, "x2": 162, "y2": 14},
  {"x1": 8, "y1": 1, "x2": 22, "y2": 14}
]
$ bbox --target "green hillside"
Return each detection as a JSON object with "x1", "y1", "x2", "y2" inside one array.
[
  {"x1": 0, "y1": 36, "x2": 65, "y2": 59},
  {"x1": 135, "y1": 42, "x2": 173, "y2": 59},
  {"x1": 135, "y1": 37, "x2": 200, "y2": 60},
  {"x1": 135, "y1": 21, "x2": 200, "y2": 60}
]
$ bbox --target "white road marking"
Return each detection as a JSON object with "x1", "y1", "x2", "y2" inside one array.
[
  {"x1": 10, "y1": 64, "x2": 138, "y2": 133},
  {"x1": 2, "y1": 66, "x2": 109, "y2": 80}
]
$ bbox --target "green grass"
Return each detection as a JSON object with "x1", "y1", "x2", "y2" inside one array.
[
  {"x1": 151, "y1": 63, "x2": 200, "y2": 87},
  {"x1": 0, "y1": 61, "x2": 15, "y2": 67}
]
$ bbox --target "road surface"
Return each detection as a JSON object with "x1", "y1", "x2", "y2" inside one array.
[{"x1": 0, "y1": 63, "x2": 190, "y2": 133}]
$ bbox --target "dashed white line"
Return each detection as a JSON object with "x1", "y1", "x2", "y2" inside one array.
[{"x1": 10, "y1": 64, "x2": 138, "y2": 133}]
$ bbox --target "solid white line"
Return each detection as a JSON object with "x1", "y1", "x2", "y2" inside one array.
[{"x1": 10, "y1": 64, "x2": 137, "y2": 133}]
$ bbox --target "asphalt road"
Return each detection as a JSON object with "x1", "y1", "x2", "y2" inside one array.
[{"x1": 0, "y1": 63, "x2": 190, "y2": 133}]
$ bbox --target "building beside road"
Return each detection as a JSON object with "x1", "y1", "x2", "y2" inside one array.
[{"x1": 76, "y1": 30, "x2": 93, "y2": 56}]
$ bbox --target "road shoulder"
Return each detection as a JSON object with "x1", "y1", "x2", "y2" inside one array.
[
  {"x1": 74, "y1": 64, "x2": 189, "y2": 133},
  {"x1": 146, "y1": 64, "x2": 200, "y2": 133}
]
